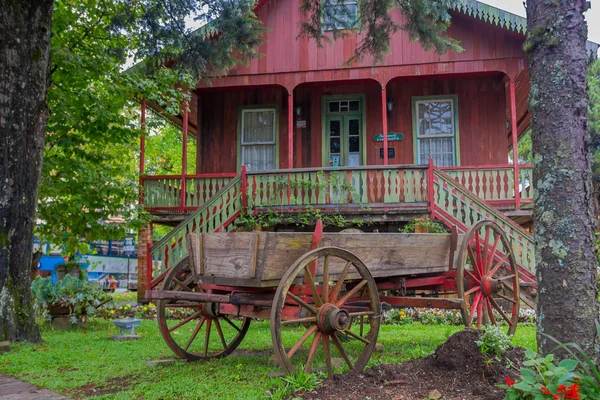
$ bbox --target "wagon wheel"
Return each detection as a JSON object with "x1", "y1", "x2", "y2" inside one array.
[
  {"x1": 271, "y1": 247, "x2": 381, "y2": 379},
  {"x1": 457, "y1": 220, "x2": 520, "y2": 335},
  {"x1": 156, "y1": 256, "x2": 251, "y2": 360}
]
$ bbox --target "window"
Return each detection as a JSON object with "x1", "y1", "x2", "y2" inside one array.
[
  {"x1": 322, "y1": 0, "x2": 358, "y2": 30},
  {"x1": 240, "y1": 108, "x2": 277, "y2": 171},
  {"x1": 414, "y1": 97, "x2": 458, "y2": 167}
]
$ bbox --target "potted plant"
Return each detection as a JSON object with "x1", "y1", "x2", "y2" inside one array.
[{"x1": 32, "y1": 275, "x2": 111, "y2": 328}]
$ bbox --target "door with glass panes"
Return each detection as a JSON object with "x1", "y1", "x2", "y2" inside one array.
[{"x1": 325, "y1": 98, "x2": 362, "y2": 167}]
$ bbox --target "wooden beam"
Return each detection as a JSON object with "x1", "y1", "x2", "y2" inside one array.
[{"x1": 509, "y1": 79, "x2": 520, "y2": 210}]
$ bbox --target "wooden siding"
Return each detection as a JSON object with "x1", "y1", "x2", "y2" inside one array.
[
  {"x1": 196, "y1": 87, "x2": 290, "y2": 173},
  {"x1": 195, "y1": 75, "x2": 508, "y2": 173},
  {"x1": 387, "y1": 76, "x2": 509, "y2": 166},
  {"x1": 203, "y1": 0, "x2": 525, "y2": 87}
]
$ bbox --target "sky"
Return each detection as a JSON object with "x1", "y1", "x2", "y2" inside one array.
[{"x1": 479, "y1": 0, "x2": 600, "y2": 44}]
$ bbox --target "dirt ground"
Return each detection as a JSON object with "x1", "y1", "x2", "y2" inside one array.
[{"x1": 301, "y1": 330, "x2": 524, "y2": 400}]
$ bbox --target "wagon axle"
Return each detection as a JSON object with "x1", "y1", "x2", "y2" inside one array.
[{"x1": 317, "y1": 304, "x2": 351, "y2": 334}]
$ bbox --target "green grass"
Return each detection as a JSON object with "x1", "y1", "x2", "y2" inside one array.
[
  {"x1": 0, "y1": 319, "x2": 536, "y2": 400},
  {"x1": 109, "y1": 291, "x2": 138, "y2": 303}
]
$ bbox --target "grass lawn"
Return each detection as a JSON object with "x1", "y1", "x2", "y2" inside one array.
[{"x1": 0, "y1": 319, "x2": 536, "y2": 400}]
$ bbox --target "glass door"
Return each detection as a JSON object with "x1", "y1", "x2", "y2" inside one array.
[{"x1": 326, "y1": 114, "x2": 362, "y2": 167}]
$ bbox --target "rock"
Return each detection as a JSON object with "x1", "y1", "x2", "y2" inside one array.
[
  {"x1": 111, "y1": 334, "x2": 142, "y2": 341},
  {"x1": 266, "y1": 371, "x2": 286, "y2": 378},
  {"x1": 0, "y1": 341, "x2": 11, "y2": 352},
  {"x1": 375, "y1": 342, "x2": 385, "y2": 353},
  {"x1": 51, "y1": 316, "x2": 73, "y2": 330},
  {"x1": 145, "y1": 359, "x2": 187, "y2": 367}
]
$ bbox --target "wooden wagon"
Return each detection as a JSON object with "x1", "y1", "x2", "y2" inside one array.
[{"x1": 146, "y1": 220, "x2": 520, "y2": 378}]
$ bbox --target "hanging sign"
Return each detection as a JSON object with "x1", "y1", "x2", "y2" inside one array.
[{"x1": 373, "y1": 132, "x2": 404, "y2": 142}]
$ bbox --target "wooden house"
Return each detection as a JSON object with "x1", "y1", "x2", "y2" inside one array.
[{"x1": 135, "y1": 0, "x2": 598, "y2": 299}]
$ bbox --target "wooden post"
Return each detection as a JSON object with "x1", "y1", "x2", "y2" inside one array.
[
  {"x1": 509, "y1": 79, "x2": 520, "y2": 210},
  {"x1": 136, "y1": 223, "x2": 152, "y2": 303},
  {"x1": 288, "y1": 91, "x2": 294, "y2": 169},
  {"x1": 241, "y1": 165, "x2": 248, "y2": 209},
  {"x1": 381, "y1": 87, "x2": 389, "y2": 166},
  {"x1": 139, "y1": 100, "x2": 146, "y2": 205},
  {"x1": 181, "y1": 102, "x2": 189, "y2": 212},
  {"x1": 428, "y1": 158, "x2": 435, "y2": 216}
]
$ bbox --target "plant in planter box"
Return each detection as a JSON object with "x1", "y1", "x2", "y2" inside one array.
[
  {"x1": 399, "y1": 217, "x2": 449, "y2": 234},
  {"x1": 32, "y1": 275, "x2": 111, "y2": 325}
]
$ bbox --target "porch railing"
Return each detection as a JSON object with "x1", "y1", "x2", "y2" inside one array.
[
  {"x1": 246, "y1": 165, "x2": 428, "y2": 209},
  {"x1": 142, "y1": 173, "x2": 237, "y2": 212},
  {"x1": 441, "y1": 164, "x2": 533, "y2": 208}
]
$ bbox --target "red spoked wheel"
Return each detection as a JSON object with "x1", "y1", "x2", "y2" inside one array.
[
  {"x1": 457, "y1": 220, "x2": 520, "y2": 335},
  {"x1": 156, "y1": 256, "x2": 251, "y2": 360},
  {"x1": 270, "y1": 247, "x2": 381, "y2": 379}
]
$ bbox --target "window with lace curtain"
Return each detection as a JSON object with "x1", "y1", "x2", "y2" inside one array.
[
  {"x1": 240, "y1": 108, "x2": 277, "y2": 171},
  {"x1": 322, "y1": 0, "x2": 358, "y2": 30},
  {"x1": 413, "y1": 96, "x2": 459, "y2": 167}
]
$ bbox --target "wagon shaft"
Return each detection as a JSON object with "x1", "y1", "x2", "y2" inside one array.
[{"x1": 147, "y1": 290, "x2": 230, "y2": 303}]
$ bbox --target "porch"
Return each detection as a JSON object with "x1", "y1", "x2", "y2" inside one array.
[{"x1": 141, "y1": 163, "x2": 533, "y2": 225}]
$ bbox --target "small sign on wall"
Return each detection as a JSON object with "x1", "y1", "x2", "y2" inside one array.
[
  {"x1": 373, "y1": 132, "x2": 404, "y2": 142},
  {"x1": 296, "y1": 120, "x2": 307, "y2": 128}
]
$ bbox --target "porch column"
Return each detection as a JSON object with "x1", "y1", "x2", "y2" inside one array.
[
  {"x1": 288, "y1": 91, "x2": 294, "y2": 169},
  {"x1": 509, "y1": 78, "x2": 520, "y2": 209},
  {"x1": 181, "y1": 101, "x2": 189, "y2": 212},
  {"x1": 136, "y1": 223, "x2": 152, "y2": 303},
  {"x1": 381, "y1": 86, "x2": 389, "y2": 166},
  {"x1": 139, "y1": 99, "x2": 146, "y2": 205}
]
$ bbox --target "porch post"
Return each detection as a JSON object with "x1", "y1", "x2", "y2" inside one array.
[
  {"x1": 139, "y1": 99, "x2": 146, "y2": 205},
  {"x1": 381, "y1": 86, "x2": 389, "y2": 166},
  {"x1": 288, "y1": 90, "x2": 294, "y2": 169},
  {"x1": 181, "y1": 101, "x2": 189, "y2": 212},
  {"x1": 509, "y1": 78, "x2": 520, "y2": 210}
]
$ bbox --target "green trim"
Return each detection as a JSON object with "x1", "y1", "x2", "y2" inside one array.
[
  {"x1": 321, "y1": 93, "x2": 367, "y2": 167},
  {"x1": 411, "y1": 94, "x2": 460, "y2": 166},
  {"x1": 236, "y1": 104, "x2": 280, "y2": 171}
]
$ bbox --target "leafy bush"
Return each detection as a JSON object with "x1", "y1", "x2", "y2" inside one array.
[
  {"x1": 31, "y1": 275, "x2": 110, "y2": 321},
  {"x1": 399, "y1": 217, "x2": 449, "y2": 233},
  {"x1": 383, "y1": 308, "x2": 413, "y2": 325},
  {"x1": 502, "y1": 350, "x2": 584, "y2": 399},
  {"x1": 476, "y1": 325, "x2": 512, "y2": 359}
]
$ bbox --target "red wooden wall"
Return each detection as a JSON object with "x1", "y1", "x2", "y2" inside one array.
[
  {"x1": 222, "y1": 0, "x2": 525, "y2": 79},
  {"x1": 195, "y1": 75, "x2": 509, "y2": 173},
  {"x1": 196, "y1": 87, "x2": 290, "y2": 173}
]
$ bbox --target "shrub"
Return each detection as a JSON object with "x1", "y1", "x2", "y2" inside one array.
[
  {"x1": 476, "y1": 325, "x2": 512, "y2": 359},
  {"x1": 502, "y1": 350, "x2": 584, "y2": 399},
  {"x1": 399, "y1": 217, "x2": 449, "y2": 233},
  {"x1": 31, "y1": 275, "x2": 110, "y2": 322}
]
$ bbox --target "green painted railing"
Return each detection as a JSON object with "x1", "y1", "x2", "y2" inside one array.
[
  {"x1": 149, "y1": 175, "x2": 242, "y2": 284},
  {"x1": 247, "y1": 165, "x2": 428, "y2": 208},
  {"x1": 442, "y1": 164, "x2": 533, "y2": 207},
  {"x1": 432, "y1": 168, "x2": 535, "y2": 279},
  {"x1": 142, "y1": 174, "x2": 236, "y2": 212}
]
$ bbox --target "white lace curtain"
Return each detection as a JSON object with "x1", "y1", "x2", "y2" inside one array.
[
  {"x1": 416, "y1": 100, "x2": 456, "y2": 167},
  {"x1": 241, "y1": 109, "x2": 276, "y2": 171}
]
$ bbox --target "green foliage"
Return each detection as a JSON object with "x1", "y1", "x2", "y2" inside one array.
[
  {"x1": 476, "y1": 325, "x2": 512, "y2": 359},
  {"x1": 517, "y1": 130, "x2": 533, "y2": 164},
  {"x1": 269, "y1": 368, "x2": 322, "y2": 400},
  {"x1": 501, "y1": 350, "x2": 584, "y2": 399},
  {"x1": 31, "y1": 275, "x2": 110, "y2": 321},
  {"x1": 144, "y1": 114, "x2": 196, "y2": 176},
  {"x1": 399, "y1": 217, "x2": 449, "y2": 233},
  {"x1": 383, "y1": 308, "x2": 413, "y2": 325},
  {"x1": 300, "y1": 0, "x2": 463, "y2": 64}
]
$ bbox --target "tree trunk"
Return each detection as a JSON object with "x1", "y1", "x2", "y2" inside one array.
[
  {"x1": 526, "y1": 0, "x2": 599, "y2": 357},
  {"x1": 0, "y1": 0, "x2": 54, "y2": 342}
]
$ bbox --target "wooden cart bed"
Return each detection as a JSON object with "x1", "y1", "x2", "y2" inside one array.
[{"x1": 187, "y1": 231, "x2": 462, "y2": 288}]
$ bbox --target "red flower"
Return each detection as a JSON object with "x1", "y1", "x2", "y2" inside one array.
[
  {"x1": 504, "y1": 377, "x2": 516, "y2": 387},
  {"x1": 541, "y1": 386, "x2": 551, "y2": 395}
]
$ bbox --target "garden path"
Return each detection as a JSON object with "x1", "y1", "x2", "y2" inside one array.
[{"x1": 0, "y1": 374, "x2": 70, "y2": 399}]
